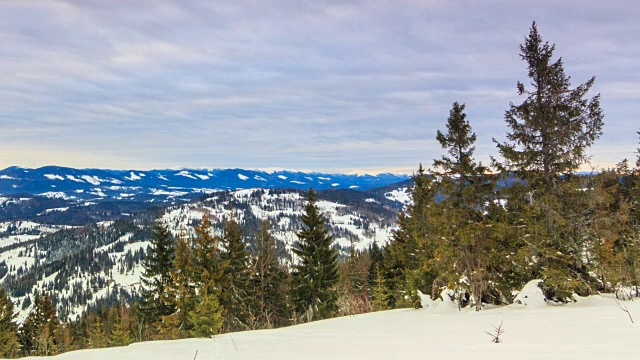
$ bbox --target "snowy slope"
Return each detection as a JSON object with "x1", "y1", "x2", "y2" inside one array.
[
  {"x1": 162, "y1": 188, "x2": 396, "y2": 254},
  {"x1": 1, "y1": 187, "x2": 400, "y2": 322},
  {"x1": 14, "y1": 294, "x2": 640, "y2": 360}
]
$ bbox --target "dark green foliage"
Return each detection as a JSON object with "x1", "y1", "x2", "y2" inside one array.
[
  {"x1": 0, "y1": 287, "x2": 20, "y2": 358},
  {"x1": 88, "y1": 317, "x2": 107, "y2": 349},
  {"x1": 249, "y1": 221, "x2": 289, "y2": 328},
  {"x1": 188, "y1": 287, "x2": 224, "y2": 338},
  {"x1": 139, "y1": 221, "x2": 175, "y2": 324},
  {"x1": 491, "y1": 22, "x2": 605, "y2": 301},
  {"x1": 109, "y1": 310, "x2": 133, "y2": 347},
  {"x1": 19, "y1": 293, "x2": 59, "y2": 356},
  {"x1": 494, "y1": 21, "x2": 604, "y2": 186},
  {"x1": 291, "y1": 188, "x2": 339, "y2": 321},
  {"x1": 220, "y1": 211, "x2": 251, "y2": 332}
]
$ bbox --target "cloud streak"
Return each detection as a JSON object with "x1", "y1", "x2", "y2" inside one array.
[{"x1": 1, "y1": 0, "x2": 638, "y2": 173}]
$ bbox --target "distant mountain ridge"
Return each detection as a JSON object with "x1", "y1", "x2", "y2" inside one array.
[{"x1": 0, "y1": 166, "x2": 410, "y2": 202}]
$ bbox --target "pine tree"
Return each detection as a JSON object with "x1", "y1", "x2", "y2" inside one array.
[
  {"x1": 0, "y1": 287, "x2": 20, "y2": 358},
  {"x1": 188, "y1": 285, "x2": 224, "y2": 338},
  {"x1": 371, "y1": 264, "x2": 389, "y2": 311},
  {"x1": 190, "y1": 212, "x2": 227, "y2": 295},
  {"x1": 431, "y1": 102, "x2": 501, "y2": 310},
  {"x1": 88, "y1": 317, "x2": 107, "y2": 349},
  {"x1": 220, "y1": 211, "x2": 251, "y2": 332},
  {"x1": 109, "y1": 308, "x2": 132, "y2": 347},
  {"x1": 492, "y1": 22, "x2": 605, "y2": 301},
  {"x1": 165, "y1": 231, "x2": 195, "y2": 335},
  {"x1": 250, "y1": 221, "x2": 288, "y2": 329},
  {"x1": 494, "y1": 21, "x2": 604, "y2": 186},
  {"x1": 384, "y1": 165, "x2": 438, "y2": 308},
  {"x1": 19, "y1": 293, "x2": 59, "y2": 356},
  {"x1": 139, "y1": 221, "x2": 175, "y2": 325},
  {"x1": 291, "y1": 188, "x2": 339, "y2": 321}
]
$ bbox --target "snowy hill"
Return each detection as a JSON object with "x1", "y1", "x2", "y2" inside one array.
[
  {"x1": 0, "y1": 187, "x2": 401, "y2": 322},
  {"x1": 13, "y1": 292, "x2": 640, "y2": 360},
  {"x1": 0, "y1": 166, "x2": 409, "y2": 202}
]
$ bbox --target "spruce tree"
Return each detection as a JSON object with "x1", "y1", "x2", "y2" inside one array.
[
  {"x1": 432, "y1": 102, "x2": 501, "y2": 310},
  {"x1": 139, "y1": 221, "x2": 175, "y2": 325},
  {"x1": 494, "y1": 21, "x2": 604, "y2": 186},
  {"x1": 190, "y1": 212, "x2": 227, "y2": 295},
  {"x1": 250, "y1": 220, "x2": 288, "y2": 329},
  {"x1": 0, "y1": 287, "x2": 20, "y2": 358},
  {"x1": 291, "y1": 188, "x2": 339, "y2": 321},
  {"x1": 165, "y1": 232, "x2": 195, "y2": 335},
  {"x1": 188, "y1": 285, "x2": 224, "y2": 338},
  {"x1": 109, "y1": 308, "x2": 132, "y2": 347},
  {"x1": 220, "y1": 211, "x2": 251, "y2": 332},
  {"x1": 88, "y1": 317, "x2": 107, "y2": 349},
  {"x1": 385, "y1": 165, "x2": 438, "y2": 308},
  {"x1": 19, "y1": 293, "x2": 59, "y2": 356},
  {"x1": 493, "y1": 22, "x2": 605, "y2": 301}
]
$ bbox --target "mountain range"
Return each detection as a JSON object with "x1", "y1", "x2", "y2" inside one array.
[{"x1": 0, "y1": 166, "x2": 410, "y2": 203}]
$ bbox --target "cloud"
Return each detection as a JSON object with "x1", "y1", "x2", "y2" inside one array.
[{"x1": 0, "y1": 0, "x2": 638, "y2": 172}]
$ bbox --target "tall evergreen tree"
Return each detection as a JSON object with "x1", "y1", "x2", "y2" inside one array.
[
  {"x1": 249, "y1": 221, "x2": 288, "y2": 329},
  {"x1": 164, "y1": 231, "x2": 195, "y2": 336},
  {"x1": 190, "y1": 212, "x2": 227, "y2": 295},
  {"x1": 139, "y1": 221, "x2": 175, "y2": 325},
  {"x1": 494, "y1": 21, "x2": 604, "y2": 186},
  {"x1": 493, "y1": 22, "x2": 605, "y2": 301},
  {"x1": 19, "y1": 293, "x2": 59, "y2": 356},
  {"x1": 291, "y1": 188, "x2": 339, "y2": 321},
  {"x1": 384, "y1": 164, "x2": 438, "y2": 308},
  {"x1": 88, "y1": 317, "x2": 107, "y2": 349},
  {"x1": 220, "y1": 210, "x2": 251, "y2": 332},
  {"x1": 0, "y1": 287, "x2": 19, "y2": 358},
  {"x1": 188, "y1": 285, "x2": 224, "y2": 338},
  {"x1": 109, "y1": 307, "x2": 132, "y2": 347},
  {"x1": 186, "y1": 213, "x2": 227, "y2": 335},
  {"x1": 431, "y1": 102, "x2": 503, "y2": 310}
]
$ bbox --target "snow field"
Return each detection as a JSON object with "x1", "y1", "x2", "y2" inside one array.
[{"x1": 15, "y1": 293, "x2": 640, "y2": 360}]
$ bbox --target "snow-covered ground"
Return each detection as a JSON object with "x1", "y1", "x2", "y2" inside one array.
[{"x1": 16, "y1": 291, "x2": 640, "y2": 360}]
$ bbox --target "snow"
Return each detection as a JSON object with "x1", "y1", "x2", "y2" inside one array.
[
  {"x1": 175, "y1": 171, "x2": 197, "y2": 180},
  {"x1": 278, "y1": 175, "x2": 287, "y2": 180},
  {"x1": 37, "y1": 192, "x2": 75, "y2": 200},
  {"x1": 385, "y1": 188, "x2": 410, "y2": 204},
  {"x1": 125, "y1": 172, "x2": 141, "y2": 180},
  {"x1": 290, "y1": 180, "x2": 305, "y2": 184},
  {"x1": 254, "y1": 175, "x2": 267, "y2": 181},
  {"x1": 331, "y1": 183, "x2": 340, "y2": 187},
  {"x1": 66, "y1": 175, "x2": 85, "y2": 183},
  {"x1": 15, "y1": 294, "x2": 640, "y2": 360},
  {"x1": 238, "y1": 174, "x2": 249, "y2": 181},
  {"x1": 195, "y1": 174, "x2": 210, "y2": 180},
  {"x1": 44, "y1": 174, "x2": 64, "y2": 180},
  {"x1": 513, "y1": 280, "x2": 548, "y2": 308},
  {"x1": 0, "y1": 175, "x2": 16, "y2": 179},
  {"x1": 81, "y1": 175, "x2": 101, "y2": 185},
  {"x1": 37, "y1": 207, "x2": 69, "y2": 215}
]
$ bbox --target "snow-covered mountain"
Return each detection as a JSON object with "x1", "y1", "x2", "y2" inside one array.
[
  {"x1": 0, "y1": 186, "x2": 405, "y2": 322},
  {"x1": 0, "y1": 166, "x2": 409, "y2": 202}
]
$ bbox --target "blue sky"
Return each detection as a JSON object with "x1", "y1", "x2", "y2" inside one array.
[{"x1": 1, "y1": 1, "x2": 638, "y2": 174}]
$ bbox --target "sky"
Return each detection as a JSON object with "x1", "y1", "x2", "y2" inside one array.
[{"x1": 1, "y1": 1, "x2": 639, "y2": 174}]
